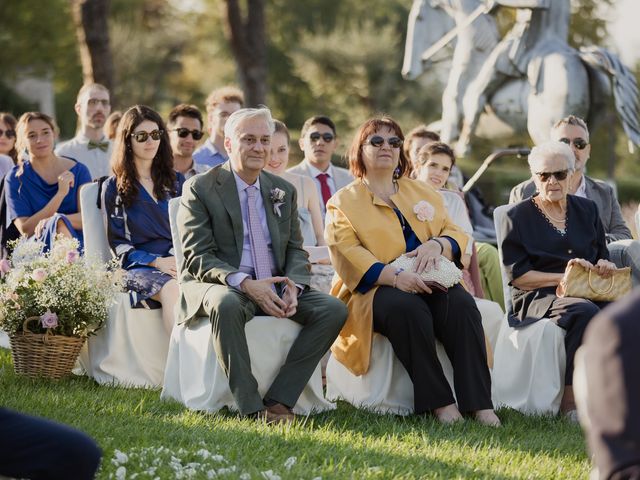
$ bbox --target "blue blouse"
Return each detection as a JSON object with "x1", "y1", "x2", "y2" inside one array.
[
  {"x1": 104, "y1": 174, "x2": 185, "y2": 269},
  {"x1": 4, "y1": 159, "x2": 91, "y2": 224},
  {"x1": 356, "y1": 208, "x2": 460, "y2": 293}
]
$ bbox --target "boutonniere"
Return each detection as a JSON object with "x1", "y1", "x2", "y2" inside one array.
[
  {"x1": 270, "y1": 187, "x2": 286, "y2": 217},
  {"x1": 413, "y1": 200, "x2": 435, "y2": 222}
]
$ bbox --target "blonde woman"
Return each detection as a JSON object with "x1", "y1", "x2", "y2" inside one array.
[{"x1": 264, "y1": 120, "x2": 325, "y2": 247}]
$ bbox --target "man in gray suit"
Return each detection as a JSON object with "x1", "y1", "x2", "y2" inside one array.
[
  {"x1": 287, "y1": 115, "x2": 353, "y2": 220},
  {"x1": 510, "y1": 115, "x2": 640, "y2": 285},
  {"x1": 176, "y1": 107, "x2": 347, "y2": 422}
]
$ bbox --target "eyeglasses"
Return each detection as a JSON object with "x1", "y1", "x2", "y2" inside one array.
[
  {"x1": 131, "y1": 130, "x2": 163, "y2": 143},
  {"x1": 535, "y1": 170, "x2": 569, "y2": 182},
  {"x1": 87, "y1": 98, "x2": 110, "y2": 107},
  {"x1": 172, "y1": 128, "x2": 204, "y2": 140},
  {"x1": 309, "y1": 132, "x2": 335, "y2": 143},
  {"x1": 558, "y1": 137, "x2": 588, "y2": 150},
  {"x1": 366, "y1": 135, "x2": 403, "y2": 149},
  {"x1": 0, "y1": 129, "x2": 15, "y2": 139}
]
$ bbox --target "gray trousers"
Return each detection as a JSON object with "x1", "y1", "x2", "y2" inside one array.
[
  {"x1": 607, "y1": 239, "x2": 640, "y2": 286},
  {"x1": 201, "y1": 286, "x2": 347, "y2": 415}
]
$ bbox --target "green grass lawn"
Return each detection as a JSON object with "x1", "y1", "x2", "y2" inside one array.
[{"x1": 0, "y1": 347, "x2": 591, "y2": 479}]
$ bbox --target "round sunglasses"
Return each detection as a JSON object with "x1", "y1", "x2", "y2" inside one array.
[
  {"x1": 172, "y1": 128, "x2": 204, "y2": 140},
  {"x1": 0, "y1": 128, "x2": 16, "y2": 139},
  {"x1": 131, "y1": 129, "x2": 164, "y2": 143},
  {"x1": 366, "y1": 135, "x2": 403, "y2": 149}
]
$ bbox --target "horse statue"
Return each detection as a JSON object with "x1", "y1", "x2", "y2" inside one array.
[{"x1": 402, "y1": 0, "x2": 640, "y2": 155}]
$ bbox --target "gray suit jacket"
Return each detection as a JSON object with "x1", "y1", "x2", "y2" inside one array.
[
  {"x1": 509, "y1": 176, "x2": 632, "y2": 243},
  {"x1": 176, "y1": 162, "x2": 311, "y2": 324},
  {"x1": 287, "y1": 159, "x2": 353, "y2": 192}
]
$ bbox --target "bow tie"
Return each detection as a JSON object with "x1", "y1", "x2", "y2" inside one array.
[{"x1": 87, "y1": 140, "x2": 109, "y2": 152}]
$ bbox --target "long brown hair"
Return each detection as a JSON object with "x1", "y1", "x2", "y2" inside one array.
[
  {"x1": 111, "y1": 105, "x2": 176, "y2": 207},
  {"x1": 0, "y1": 112, "x2": 17, "y2": 163},
  {"x1": 15, "y1": 112, "x2": 59, "y2": 178},
  {"x1": 348, "y1": 116, "x2": 412, "y2": 179}
]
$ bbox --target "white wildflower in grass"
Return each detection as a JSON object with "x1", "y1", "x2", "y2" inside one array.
[
  {"x1": 207, "y1": 470, "x2": 217, "y2": 479},
  {"x1": 211, "y1": 454, "x2": 225, "y2": 462},
  {"x1": 112, "y1": 449, "x2": 129, "y2": 465},
  {"x1": 217, "y1": 466, "x2": 236, "y2": 475},
  {"x1": 261, "y1": 470, "x2": 281, "y2": 480},
  {"x1": 115, "y1": 466, "x2": 127, "y2": 480},
  {"x1": 239, "y1": 473, "x2": 251, "y2": 480},
  {"x1": 196, "y1": 449, "x2": 211, "y2": 459},
  {"x1": 284, "y1": 456, "x2": 296, "y2": 470}
]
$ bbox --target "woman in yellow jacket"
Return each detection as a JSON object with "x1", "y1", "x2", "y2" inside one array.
[{"x1": 325, "y1": 116, "x2": 499, "y2": 426}]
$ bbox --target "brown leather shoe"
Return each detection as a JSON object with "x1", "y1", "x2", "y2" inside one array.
[{"x1": 256, "y1": 403, "x2": 294, "y2": 424}]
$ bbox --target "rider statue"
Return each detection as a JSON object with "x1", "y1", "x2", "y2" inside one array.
[{"x1": 457, "y1": 0, "x2": 572, "y2": 154}]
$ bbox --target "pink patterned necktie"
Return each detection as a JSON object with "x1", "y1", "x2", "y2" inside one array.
[{"x1": 246, "y1": 185, "x2": 273, "y2": 281}]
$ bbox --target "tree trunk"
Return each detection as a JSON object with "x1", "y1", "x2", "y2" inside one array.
[
  {"x1": 70, "y1": 0, "x2": 115, "y2": 95},
  {"x1": 224, "y1": 0, "x2": 267, "y2": 107}
]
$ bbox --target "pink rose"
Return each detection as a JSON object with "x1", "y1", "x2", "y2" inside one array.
[
  {"x1": 32, "y1": 268, "x2": 47, "y2": 282},
  {"x1": 0, "y1": 258, "x2": 10, "y2": 277},
  {"x1": 413, "y1": 201, "x2": 435, "y2": 222},
  {"x1": 65, "y1": 250, "x2": 79, "y2": 264},
  {"x1": 40, "y1": 310, "x2": 58, "y2": 329}
]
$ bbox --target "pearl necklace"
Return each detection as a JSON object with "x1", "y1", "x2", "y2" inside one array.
[{"x1": 537, "y1": 198, "x2": 566, "y2": 223}]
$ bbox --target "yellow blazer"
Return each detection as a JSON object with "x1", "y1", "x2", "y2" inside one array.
[{"x1": 325, "y1": 177, "x2": 470, "y2": 375}]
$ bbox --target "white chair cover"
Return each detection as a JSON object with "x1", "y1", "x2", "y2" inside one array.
[
  {"x1": 76, "y1": 182, "x2": 168, "y2": 387},
  {"x1": 0, "y1": 330, "x2": 9, "y2": 349},
  {"x1": 161, "y1": 198, "x2": 333, "y2": 415},
  {"x1": 326, "y1": 334, "x2": 454, "y2": 415},
  {"x1": 491, "y1": 204, "x2": 566, "y2": 415}
]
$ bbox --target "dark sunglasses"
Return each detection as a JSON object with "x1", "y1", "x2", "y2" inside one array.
[
  {"x1": 558, "y1": 137, "x2": 588, "y2": 150},
  {"x1": 535, "y1": 170, "x2": 569, "y2": 182},
  {"x1": 173, "y1": 128, "x2": 204, "y2": 140},
  {"x1": 309, "y1": 132, "x2": 335, "y2": 143},
  {"x1": 131, "y1": 130, "x2": 163, "y2": 143},
  {"x1": 0, "y1": 129, "x2": 16, "y2": 138},
  {"x1": 366, "y1": 135, "x2": 403, "y2": 149}
]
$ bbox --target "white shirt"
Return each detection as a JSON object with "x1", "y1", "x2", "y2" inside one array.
[
  {"x1": 307, "y1": 162, "x2": 338, "y2": 217},
  {"x1": 55, "y1": 133, "x2": 113, "y2": 180},
  {"x1": 574, "y1": 174, "x2": 587, "y2": 198}
]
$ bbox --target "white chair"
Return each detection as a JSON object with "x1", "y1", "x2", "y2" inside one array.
[
  {"x1": 76, "y1": 182, "x2": 169, "y2": 388},
  {"x1": 491, "y1": 204, "x2": 566, "y2": 415},
  {"x1": 160, "y1": 198, "x2": 333, "y2": 415}
]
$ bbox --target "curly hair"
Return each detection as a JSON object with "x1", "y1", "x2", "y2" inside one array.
[
  {"x1": 111, "y1": 105, "x2": 176, "y2": 208},
  {"x1": 348, "y1": 116, "x2": 411, "y2": 179}
]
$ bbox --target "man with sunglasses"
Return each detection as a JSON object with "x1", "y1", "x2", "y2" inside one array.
[
  {"x1": 167, "y1": 104, "x2": 207, "y2": 179},
  {"x1": 510, "y1": 115, "x2": 640, "y2": 285},
  {"x1": 56, "y1": 83, "x2": 112, "y2": 180},
  {"x1": 288, "y1": 115, "x2": 353, "y2": 220},
  {"x1": 193, "y1": 86, "x2": 244, "y2": 168}
]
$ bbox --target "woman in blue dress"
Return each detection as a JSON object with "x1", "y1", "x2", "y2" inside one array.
[
  {"x1": 105, "y1": 105, "x2": 184, "y2": 334},
  {"x1": 4, "y1": 112, "x2": 91, "y2": 251}
]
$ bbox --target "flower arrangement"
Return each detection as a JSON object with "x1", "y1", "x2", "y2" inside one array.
[{"x1": 0, "y1": 236, "x2": 123, "y2": 337}]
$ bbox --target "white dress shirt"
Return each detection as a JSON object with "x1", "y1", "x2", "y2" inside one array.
[{"x1": 55, "y1": 133, "x2": 113, "y2": 180}]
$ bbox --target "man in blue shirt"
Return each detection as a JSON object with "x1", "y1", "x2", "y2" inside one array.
[{"x1": 193, "y1": 86, "x2": 244, "y2": 168}]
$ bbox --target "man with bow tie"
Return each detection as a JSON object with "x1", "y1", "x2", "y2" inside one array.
[
  {"x1": 176, "y1": 107, "x2": 347, "y2": 423},
  {"x1": 56, "y1": 83, "x2": 113, "y2": 180}
]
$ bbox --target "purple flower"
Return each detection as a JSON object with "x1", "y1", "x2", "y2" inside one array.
[
  {"x1": 0, "y1": 258, "x2": 10, "y2": 276},
  {"x1": 65, "y1": 250, "x2": 79, "y2": 263},
  {"x1": 40, "y1": 310, "x2": 58, "y2": 329}
]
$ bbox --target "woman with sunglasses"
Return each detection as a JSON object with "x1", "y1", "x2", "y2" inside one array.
[
  {"x1": 500, "y1": 141, "x2": 617, "y2": 418},
  {"x1": 326, "y1": 116, "x2": 499, "y2": 426},
  {"x1": 104, "y1": 105, "x2": 185, "y2": 334},
  {"x1": 4, "y1": 112, "x2": 91, "y2": 251},
  {"x1": 0, "y1": 113, "x2": 19, "y2": 258},
  {"x1": 264, "y1": 120, "x2": 325, "y2": 247}
]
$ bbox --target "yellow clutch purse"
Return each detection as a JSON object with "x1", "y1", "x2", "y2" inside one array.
[{"x1": 556, "y1": 263, "x2": 632, "y2": 302}]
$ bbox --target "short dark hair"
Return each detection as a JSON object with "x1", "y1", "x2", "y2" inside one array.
[
  {"x1": 404, "y1": 125, "x2": 440, "y2": 159},
  {"x1": 300, "y1": 115, "x2": 336, "y2": 139},
  {"x1": 417, "y1": 141, "x2": 456, "y2": 168},
  {"x1": 273, "y1": 119, "x2": 290, "y2": 142},
  {"x1": 167, "y1": 104, "x2": 203, "y2": 130}
]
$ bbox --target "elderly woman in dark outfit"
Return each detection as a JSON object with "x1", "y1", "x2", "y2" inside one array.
[
  {"x1": 326, "y1": 116, "x2": 499, "y2": 426},
  {"x1": 500, "y1": 141, "x2": 617, "y2": 417}
]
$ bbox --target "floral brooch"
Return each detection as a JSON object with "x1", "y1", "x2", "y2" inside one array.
[
  {"x1": 270, "y1": 187, "x2": 286, "y2": 217},
  {"x1": 413, "y1": 200, "x2": 435, "y2": 222}
]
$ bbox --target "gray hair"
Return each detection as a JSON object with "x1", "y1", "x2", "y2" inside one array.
[
  {"x1": 224, "y1": 107, "x2": 275, "y2": 141},
  {"x1": 528, "y1": 141, "x2": 576, "y2": 173}
]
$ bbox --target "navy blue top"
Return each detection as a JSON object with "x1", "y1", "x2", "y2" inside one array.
[
  {"x1": 4, "y1": 159, "x2": 91, "y2": 224},
  {"x1": 356, "y1": 208, "x2": 460, "y2": 293},
  {"x1": 104, "y1": 174, "x2": 185, "y2": 269}
]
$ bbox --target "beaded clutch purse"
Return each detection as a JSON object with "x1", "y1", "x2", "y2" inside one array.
[{"x1": 389, "y1": 254, "x2": 463, "y2": 291}]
